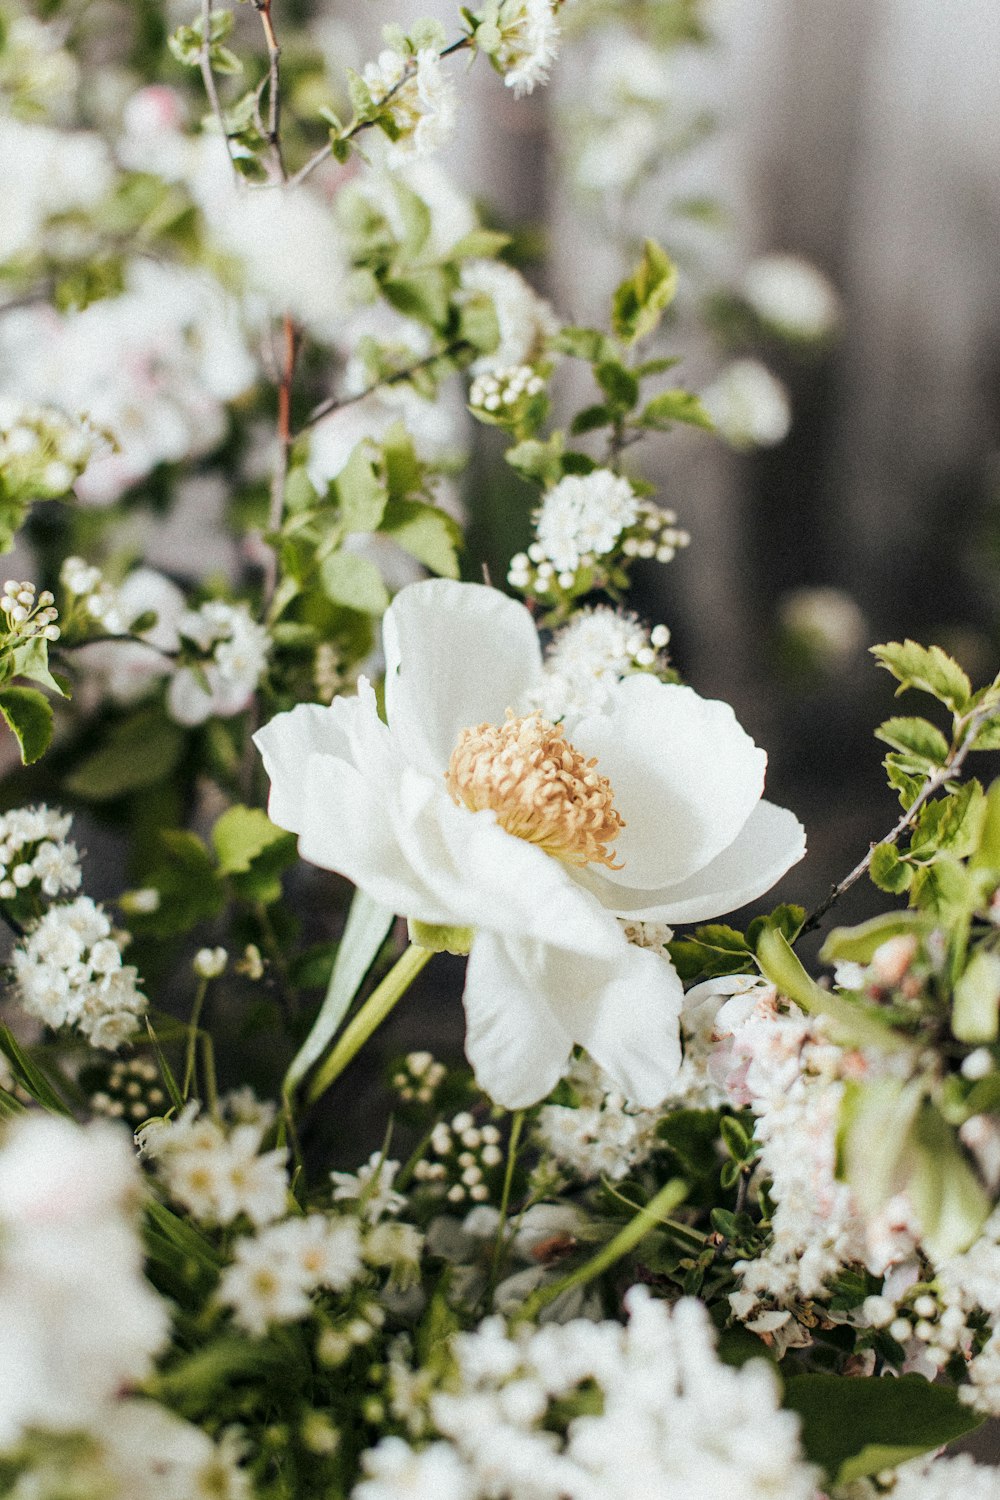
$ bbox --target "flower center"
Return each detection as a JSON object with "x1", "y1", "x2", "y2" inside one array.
[{"x1": 445, "y1": 710, "x2": 625, "y2": 869}]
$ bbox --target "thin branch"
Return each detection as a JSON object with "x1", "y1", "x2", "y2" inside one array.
[
  {"x1": 799, "y1": 701, "x2": 998, "y2": 937},
  {"x1": 300, "y1": 340, "x2": 470, "y2": 434},
  {"x1": 252, "y1": 0, "x2": 286, "y2": 181},
  {"x1": 286, "y1": 34, "x2": 473, "y2": 190},
  {"x1": 199, "y1": 0, "x2": 240, "y2": 177},
  {"x1": 262, "y1": 314, "x2": 299, "y2": 603}
]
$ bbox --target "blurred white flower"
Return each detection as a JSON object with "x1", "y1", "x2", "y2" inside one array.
[
  {"x1": 256, "y1": 580, "x2": 805, "y2": 1108},
  {"x1": 743, "y1": 253, "x2": 840, "y2": 341},
  {"x1": 778, "y1": 585, "x2": 867, "y2": 669},
  {"x1": 0, "y1": 112, "x2": 112, "y2": 266},
  {"x1": 168, "y1": 600, "x2": 270, "y2": 726},
  {"x1": 0, "y1": 1115, "x2": 169, "y2": 1446},
  {"x1": 460, "y1": 259, "x2": 558, "y2": 374},
  {"x1": 702, "y1": 359, "x2": 791, "y2": 449}
]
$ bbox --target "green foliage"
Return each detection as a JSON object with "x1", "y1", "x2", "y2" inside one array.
[
  {"x1": 611, "y1": 239, "x2": 679, "y2": 345},
  {"x1": 320, "y1": 551, "x2": 391, "y2": 615},
  {"x1": 871, "y1": 640, "x2": 973, "y2": 714},
  {"x1": 637, "y1": 388, "x2": 713, "y2": 430},
  {"x1": 783, "y1": 1373, "x2": 982, "y2": 1484},
  {"x1": 0, "y1": 685, "x2": 52, "y2": 764},
  {"x1": 65, "y1": 708, "x2": 185, "y2": 800}
]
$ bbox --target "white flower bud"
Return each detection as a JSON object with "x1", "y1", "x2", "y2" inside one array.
[{"x1": 193, "y1": 946, "x2": 228, "y2": 978}]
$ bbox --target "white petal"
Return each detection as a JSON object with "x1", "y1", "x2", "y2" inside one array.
[
  {"x1": 463, "y1": 932, "x2": 574, "y2": 1108},
  {"x1": 570, "y1": 676, "x2": 767, "y2": 890},
  {"x1": 166, "y1": 667, "x2": 213, "y2": 726},
  {"x1": 544, "y1": 939, "x2": 684, "y2": 1107},
  {"x1": 253, "y1": 700, "x2": 352, "y2": 834},
  {"x1": 577, "y1": 799, "x2": 807, "y2": 925},
  {"x1": 383, "y1": 579, "x2": 543, "y2": 775}
]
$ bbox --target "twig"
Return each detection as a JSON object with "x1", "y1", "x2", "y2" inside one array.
[
  {"x1": 799, "y1": 700, "x2": 997, "y2": 937},
  {"x1": 300, "y1": 340, "x2": 470, "y2": 434},
  {"x1": 199, "y1": 0, "x2": 240, "y2": 177},
  {"x1": 252, "y1": 0, "x2": 286, "y2": 181},
  {"x1": 263, "y1": 314, "x2": 299, "y2": 603}
]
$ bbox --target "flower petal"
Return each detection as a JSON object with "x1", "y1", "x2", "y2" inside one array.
[
  {"x1": 570, "y1": 676, "x2": 767, "y2": 890},
  {"x1": 577, "y1": 799, "x2": 807, "y2": 925},
  {"x1": 544, "y1": 939, "x2": 684, "y2": 1107},
  {"x1": 383, "y1": 579, "x2": 543, "y2": 776},
  {"x1": 253, "y1": 700, "x2": 352, "y2": 835},
  {"x1": 463, "y1": 932, "x2": 574, "y2": 1109}
]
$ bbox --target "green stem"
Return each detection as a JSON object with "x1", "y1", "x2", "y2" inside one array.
[
  {"x1": 183, "y1": 979, "x2": 208, "y2": 1100},
  {"x1": 487, "y1": 1110, "x2": 525, "y2": 1296},
  {"x1": 515, "y1": 1177, "x2": 687, "y2": 1324},
  {"x1": 306, "y1": 943, "x2": 432, "y2": 1105}
]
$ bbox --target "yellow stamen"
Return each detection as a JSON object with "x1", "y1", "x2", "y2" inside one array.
[{"x1": 445, "y1": 710, "x2": 625, "y2": 869}]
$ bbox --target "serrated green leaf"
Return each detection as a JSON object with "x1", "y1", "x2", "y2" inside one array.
[
  {"x1": 871, "y1": 641, "x2": 973, "y2": 713},
  {"x1": 972, "y1": 715, "x2": 1000, "y2": 750},
  {"x1": 910, "y1": 781, "x2": 984, "y2": 859},
  {"x1": 380, "y1": 498, "x2": 461, "y2": 579},
  {"x1": 212, "y1": 804, "x2": 295, "y2": 876},
  {"x1": 611, "y1": 239, "x2": 679, "y2": 345},
  {"x1": 10, "y1": 634, "x2": 67, "y2": 696},
  {"x1": 638, "y1": 388, "x2": 714, "y2": 430},
  {"x1": 783, "y1": 1373, "x2": 982, "y2": 1484},
  {"x1": 745, "y1": 903, "x2": 806, "y2": 949},
  {"x1": 332, "y1": 443, "x2": 388, "y2": 533},
  {"x1": 869, "y1": 841, "x2": 913, "y2": 893},
  {"x1": 594, "y1": 360, "x2": 639, "y2": 411},
  {"x1": 320, "y1": 551, "x2": 390, "y2": 615},
  {"x1": 875, "y1": 715, "x2": 950, "y2": 764},
  {"x1": 0, "y1": 685, "x2": 52, "y2": 764}
]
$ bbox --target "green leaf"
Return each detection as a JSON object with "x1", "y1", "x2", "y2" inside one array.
[
  {"x1": 972, "y1": 714, "x2": 1000, "y2": 751},
  {"x1": 332, "y1": 443, "x2": 388, "y2": 533},
  {"x1": 383, "y1": 268, "x2": 453, "y2": 330},
  {"x1": 910, "y1": 781, "x2": 985, "y2": 860},
  {"x1": 0, "y1": 685, "x2": 53, "y2": 764},
  {"x1": 869, "y1": 841, "x2": 913, "y2": 893},
  {"x1": 320, "y1": 551, "x2": 390, "y2": 615},
  {"x1": 65, "y1": 709, "x2": 184, "y2": 800},
  {"x1": 505, "y1": 434, "x2": 565, "y2": 487},
  {"x1": 570, "y1": 404, "x2": 612, "y2": 436},
  {"x1": 839, "y1": 1076, "x2": 924, "y2": 1220},
  {"x1": 909, "y1": 1102, "x2": 990, "y2": 1259},
  {"x1": 667, "y1": 923, "x2": 752, "y2": 983},
  {"x1": 783, "y1": 1373, "x2": 983, "y2": 1485},
  {"x1": 594, "y1": 360, "x2": 639, "y2": 411},
  {"x1": 212, "y1": 804, "x2": 295, "y2": 876},
  {"x1": 380, "y1": 498, "x2": 462, "y2": 579},
  {"x1": 283, "y1": 465, "x2": 319, "y2": 515},
  {"x1": 131, "y1": 830, "x2": 226, "y2": 938},
  {"x1": 952, "y1": 948, "x2": 1000, "y2": 1043},
  {"x1": 611, "y1": 239, "x2": 679, "y2": 345},
  {"x1": 871, "y1": 641, "x2": 973, "y2": 714},
  {"x1": 756, "y1": 928, "x2": 905, "y2": 1051},
  {"x1": 10, "y1": 635, "x2": 67, "y2": 696},
  {"x1": 972, "y1": 778, "x2": 1000, "y2": 869},
  {"x1": 875, "y1": 715, "x2": 950, "y2": 764},
  {"x1": 884, "y1": 754, "x2": 925, "y2": 809},
  {"x1": 0, "y1": 1025, "x2": 71, "y2": 1114},
  {"x1": 553, "y1": 326, "x2": 617, "y2": 363},
  {"x1": 820, "y1": 911, "x2": 929, "y2": 967},
  {"x1": 447, "y1": 229, "x2": 512, "y2": 261},
  {"x1": 284, "y1": 890, "x2": 394, "y2": 1095},
  {"x1": 638, "y1": 389, "x2": 714, "y2": 430},
  {"x1": 745, "y1": 903, "x2": 806, "y2": 950}
]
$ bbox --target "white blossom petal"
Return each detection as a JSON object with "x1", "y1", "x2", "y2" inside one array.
[
  {"x1": 383, "y1": 579, "x2": 543, "y2": 776},
  {"x1": 570, "y1": 675, "x2": 767, "y2": 890},
  {"x1": 253, "y1": 699, "x2": 353, "y2": 833},
  {"x1": 463, "y1": 932, "x2": 574, "y2": 1109},
  {"x1": 577, "y1": 800, "x2": 807, "y2": 925}
]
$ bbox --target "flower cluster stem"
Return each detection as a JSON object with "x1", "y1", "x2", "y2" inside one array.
[
  {"x1": 515, "y1": 1177, "x2": 687, "y2": 1324},
  {"x1": 306, "y1": 942, "x2": 432, "y2": 1105}
]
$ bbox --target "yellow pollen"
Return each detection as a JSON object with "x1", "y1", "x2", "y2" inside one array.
[{"x1": 445, "y1": 710, "x2": 625, "y2": 869}]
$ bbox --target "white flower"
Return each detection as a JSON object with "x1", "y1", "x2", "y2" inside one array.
[
  {"x1": 12, "y1": 895, "x2": 147, "y2": 1046},
  {"x1": 534, "y1": 470, "x2": 640, "y2": 574},
  {"x1": 535, "y1": 1053, "x2": 660, "y2": 1181},
  {"x1": 887, "y1": 1453, "x2": 1000, "y2": 1500},
  {"x1": 0, "y1": 1115, "x2": 169, "y2": 1446},
  {"x1": 525, "y1": 606, "x2": 670, "y2": 722},
  {"x1": 742, "y1": 253, "x2": 840, "y2": 341},
  {"x1": 363, "y1": 48, "x2": 457, "y2": 165},
  {"x1": 489, "y1": 0, "x2": 560, "y2": 97},
  {"x1": 168, "y1": 600, "x2": 270, "y2": 726},
  {"x1": 0, "y1": 803, "x2": 81, "y2": 899},
  {"x1": 218, "y1": 1214, "x2": 364, "y2": 1334},
  {"x1": 702, "y1": 359, "x2": 791, "y2": 450},
  {"x1": 137, "y1": 1101, "x2": 288, "y2": 1227},
  {"x1": 354, "y1": 1436, "x2": 476, "y2": 1500},
  {"x1": 461, "y1": 260, "x2": 558, "y2": 375},
  {"x1": 331, "y1": 1152, "x2": 407, "y2": 1222},
  {"x1": 74, "y1": 567, "x2": 186, "y2": 704},
  {"x1": 255, "y1": 579, "x2": 805, "y2": 1109}
]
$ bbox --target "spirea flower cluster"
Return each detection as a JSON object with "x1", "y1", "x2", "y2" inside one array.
[{"x1": 0, "y1": 804, "x2": 80, "y2": 900}]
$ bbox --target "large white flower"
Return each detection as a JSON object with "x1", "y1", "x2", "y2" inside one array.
[{"x1": 254, "y1": 580, "x2": 805, "y2": 1109}]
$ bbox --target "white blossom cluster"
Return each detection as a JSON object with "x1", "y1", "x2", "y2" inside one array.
[
  {"x1": 355, "y1": 1289, "x2": 818, "y2": 1500},
  {"x1": 462, "y1": 259, "x2": 559, "y2": 375},
  {"x1": 0, "y1": 112, "x2": 113, "y2": 267},
  {"x1": 525, "y1": 606, "x2": 671, "y2": 723},
  {"x1": 535, "y1": 1053, "x2": 660, "y2": 1182},
  {"x1": 509, "y1": 471, "x2": 688, "y2": 597},
  {"x1": 0, "y1": 1114, "x2": 169, "y2": 1447},
  {"x1": 137, "y1": 1097, "x2": 289, "y2": 1228},
  {"x1": 12, "y1": 894, "x2": 148, "y2": 1049},
  {"x1": 362, "y1": 48, "x2": 457, "y2": 164},
  {"x1": 569, "y1": 32, "x2": 673, "y2": 195},
  {"x1": 841, "y1": 1454, "x2": 1000, "y2": 1500},
  {"x1": 218, "y1": 1213, "x2": 366, "y2": 1335},
  {"x1": 331, "y1": 1150, "x2": 408, "y2": 1222},
  {"x1": 0, "y1": 803, "x2": 80, "y2": 900},
  {"x1": 169, "y1": 600, "x2": 271, "y2": 726},
  {"x1": 468, "y1": 363, "x2": 546, "y2": 416},
  {"x1": 391, "y1": 1049, "x2": 447, "y2": 1105},
  {"x1": 411, "y1": 1110, "x2": 504, "y2": 1203},
  {"x1": 89, "y1": 1054, "x2": 168, "y2": 1125},
  {"x1": 0, "y1": 577, "x2": 59, "y2": 644},
  {"x1": 0, "y1": 400, "x2": 99, "y2": 500},
  {"x1": 742, "y1": 253, "x2": 840, "y2": 342},
  {"x1": 481, "y1": 0, "x2": 561, "y2": 98}
]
